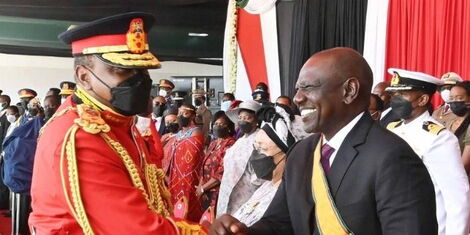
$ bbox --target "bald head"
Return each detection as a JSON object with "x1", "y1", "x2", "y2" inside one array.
[
  {"x1": 300, "y1": 47, "x2": 373, "y2": 108},
  {"x1": 294, "y1": 47, "x2": 373, "y2": 138}
]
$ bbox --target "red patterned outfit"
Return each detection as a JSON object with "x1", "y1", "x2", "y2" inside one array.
[
  {"x1": 165, "y1": 126, "x2": 205, "y2": 222},
  {"x1": 201, "y1": 137, "x2": 236, "y2": 211}
]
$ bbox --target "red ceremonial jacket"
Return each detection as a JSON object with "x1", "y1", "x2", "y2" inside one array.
[{"x1": 29, "y1": 97, "x2": 205, "y2": 234}]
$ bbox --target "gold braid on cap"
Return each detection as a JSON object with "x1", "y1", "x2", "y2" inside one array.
[
  {"x1": 101, "y1": 52, "x2": 159, "y2": 67},
  {"x1": 59, "y1": 103, "x2": 172, "y2": 234}
]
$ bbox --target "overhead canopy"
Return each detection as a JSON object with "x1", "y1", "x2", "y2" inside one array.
[{"x1": 0, "y1": 0, "x2": 227, "y2": 64}]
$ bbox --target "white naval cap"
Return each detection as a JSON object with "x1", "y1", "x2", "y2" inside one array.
[{"x1": 385, "y1": 68, "x2": 443, "y2": 93}]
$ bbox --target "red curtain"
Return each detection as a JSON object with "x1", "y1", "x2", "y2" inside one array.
[{"x1": 385, "y1": 0, "x2": 470, "y2": 107}]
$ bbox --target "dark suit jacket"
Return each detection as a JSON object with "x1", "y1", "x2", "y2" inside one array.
[
  {"x1": 0, "y1": 113, "x2": 10, "y2": 152},
  {"x1": 249, "y1": 114, "x2": 437, "y2": 235},
  {"x1": 380, "y1": 109, "x2": 399, "y2": 127}
]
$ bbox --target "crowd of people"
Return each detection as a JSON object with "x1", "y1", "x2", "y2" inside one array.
[{"x1": 0, "y1": 12, "x2": 469, "y2": 235}]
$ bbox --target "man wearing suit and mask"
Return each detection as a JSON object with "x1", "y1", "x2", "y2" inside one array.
[
  {"x1": 209, "y1": 47, "x2": 437, "y2": 235},
  {"x1": 373, "y1": 82, "x2": 399, "y2": 127}
]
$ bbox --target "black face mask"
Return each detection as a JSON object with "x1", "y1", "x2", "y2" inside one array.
[
  {"x1": 44, "y1": 107, "x2": 57, "y2": 121},
  {"x1": 178, "y1": 115, "x2": 191, "y2": 127},
  {"x1": 86, "y1": 67, "x2": 152, "y2": 116},
  {"x1": 28, "y1": 108, "x2": 39, "y2": 117},
  {"x1": 21, "y1": 100, "x2": 29, "y2": 109},
  {"x1": 449, "y1": 101, "x2": 469, "y2": 117},
  {"x1": 249, "y1": 149, "x2": 283, "y2": 181},
  {"x1": 213, "y1": 125, "x2": 229, "y2": 138},
  {"x1": 238, "y1": 121, "x2": 255, "y2": 134},
  {"x1": 390, "y1": 96, "x2": 414, "y2": 119},
  {"x1": 165, "y1": 122, "x2": 179, "y2": 134},
  {"x1": 194, "y1": 99, "x2": 203, "y2": 106},
  {"x1": 153, "y1": 104, "x2": 165, "y2": 117}
]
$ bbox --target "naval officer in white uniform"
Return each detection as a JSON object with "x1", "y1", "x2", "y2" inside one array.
[{"x1": 386, "y1": 68, "x2": 470, "y2": 235}]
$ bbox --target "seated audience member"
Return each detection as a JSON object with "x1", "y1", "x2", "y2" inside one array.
[
  {"x1": 252, "y1": 82, "x2": 271, "y2": 106},
  {"x1": 158, "y1": 79, "x2": 175, "y2": 110},
  {"x1": 17, "y1": 88, "x2": 37, "y2": 125},
  {"x1": 152, "y1": 95, "x2": 167, "y2": 135},
  {"x1": 46, "y1": 88, "x2": 61, "y2": 101},
  {"x1": 164, "y1": 104, "x2": 204, "y2": 222},
  {"x1": 232, "y1": 105, "x2": 301, "y2": 226},
  {"x1": 369, "y1": 94, "x2": 384, "y2": 121},
  {"x1": 275, "y1": 95, "x2": 292, "y2": 108},
  {"x1": 217, "y1": 100, "x2": 262, "y2": 217},
  {"x1": 274, "y1": 97, "x2": 310, "y2": 140},
  {"x1": 196, "y1": 111, "x2": 236, "y2": 212},
  {"x1": 447, "y1": 81, "x2": 470, "y2": 174},
  {"x1": 4, "y1": 106, "x2": 20, "y2": 138},
  {"x1": 221, "y1": 93, "x2": 235, "y2": 111},
  {"x1": 42, "y1": 95, "x2": 60, "y2": 122},
  {"x1": 171, "y1": 91, "x2": 186, "y2": 108},
  {"x1": 59, "y1": 81, "x2": 76, "y2": 102},
  {"x1": 432, "y1": 72, "x2": 463, "y2": 126},
  {"x1": 193, "y1": 89, "x2": 212, "y2": 144},
  {"x1": 135, "y1": 100, "x2": 164, "y2": 168},
  {"x1": 0, "y1": 95, "x2": 11, "y2": 210},
  {"x1": 161, "y1": 110, "x2": 179, "y2": 143},
  {"x1": 0, "y1": 95, "x2": 11, "y2": 152},
  {"x1": 373, "y1": 82, "x2": 399, "y2": 127},
  {"x1": 2, "y1": 96, "x2": 57, "y2": 234}
]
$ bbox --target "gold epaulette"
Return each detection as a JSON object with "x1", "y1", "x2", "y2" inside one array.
[
  {"x1": 422, "y1": 121, "x2": 445, "y2": 135},
  {"x1": 386, "y1": 120, "x2": 403, "y2": 130},
  {"x1": 74, "y1": 104, "x2": 111, "y2": 134}
]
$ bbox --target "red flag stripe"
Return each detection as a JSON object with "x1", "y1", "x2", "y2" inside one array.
[{"x1": 237, "y1": 9, "x2": 270, "y2": 91}]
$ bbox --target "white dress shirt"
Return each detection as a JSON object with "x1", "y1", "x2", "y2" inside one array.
[
  {"x1": 322, "y1": 112, "x2": 364, "y2": 166},
  {"x1": 389, "y1": 111, "x2": 470, "y2": 235},
  {"x1": 380, "y1": 107, "x2": 392, "y2": 120}
]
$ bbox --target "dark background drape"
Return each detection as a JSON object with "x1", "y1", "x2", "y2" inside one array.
[{"x1": 278, "y1": 0, "x2": 368, "y2": 98}]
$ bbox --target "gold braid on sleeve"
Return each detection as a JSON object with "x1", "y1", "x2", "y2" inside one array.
[
  {"x1": 100, "y1": 133, "x2": 172, "y2": 217},
  {"x1": 60, "y1": 124, "x2": 95, "y2": 235}
]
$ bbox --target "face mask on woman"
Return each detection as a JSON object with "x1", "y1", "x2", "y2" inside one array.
[
  {"x1": 238, "y1": 121, "x2": 255, "y2": 134},
  {"x1": 249, "y1": 149, "x2": 284, "y2": 181},
  {"x1": 449, "y1": 101, "x2": 469, "y2": 117},
  {"x1": 213, "y1": 125, "x2": 229, "y2": 138},
  {"x1": 178, "y1": 115, "x2": 191, "y2": 127}
]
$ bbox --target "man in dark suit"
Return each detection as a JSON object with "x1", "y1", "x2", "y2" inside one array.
[
  {"x1": 209, "y1": 47, "x2": 437, "y2": 235},
  {"x1": 0, "y1": 95, "x2": 11, "y2": 151}
]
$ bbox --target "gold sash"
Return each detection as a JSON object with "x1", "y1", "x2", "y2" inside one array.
[{"x1": 311, "y1": 138, "x2": 353, "y2": 235}]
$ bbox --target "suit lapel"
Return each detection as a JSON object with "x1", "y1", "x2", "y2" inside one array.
[{"x1": 327, "y1": 114, "x2": 373, "y2": 197}]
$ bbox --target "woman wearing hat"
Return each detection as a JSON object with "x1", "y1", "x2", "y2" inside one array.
[
  {"x1": 196, "y1": 111, "x2": 236, "y2": 212},
  {"x1": 216, "y1": 100, "x2": 262, "y2": 217}
]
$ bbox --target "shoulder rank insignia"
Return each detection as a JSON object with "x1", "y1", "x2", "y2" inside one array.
[
  {"x1": 74, "y1": 104, "x2": 110, "y2": 134},
  {"x1": 422, "y1": 121, "x2": 445, "y2": 135},
  {"x1": 386, "y1": 120, "x2": 403, "y2": 130}
]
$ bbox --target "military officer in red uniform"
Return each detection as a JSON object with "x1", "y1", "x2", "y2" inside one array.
[{"x1": 29, "y1": 12, "x2": 206, "y2": 234}]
